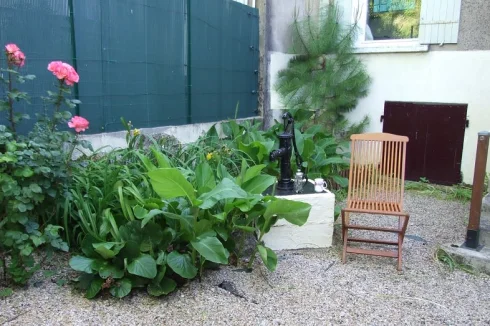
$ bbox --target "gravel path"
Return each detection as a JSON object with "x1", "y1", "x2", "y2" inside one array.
[{"x1": 1, "y1": 193, "x2": 490, "y2": 326}]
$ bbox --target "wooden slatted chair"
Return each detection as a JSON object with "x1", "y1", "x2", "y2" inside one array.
[{"x1": 341, "y1": 133, "x2": 410, "y2": 271}]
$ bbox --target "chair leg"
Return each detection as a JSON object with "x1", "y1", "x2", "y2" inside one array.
[
  {"x1": 397, "y1": 214, "x2": 410, "y2": 271},
  {"x1": 341, "y1": 210, "x2": 348, "y2": 264}
]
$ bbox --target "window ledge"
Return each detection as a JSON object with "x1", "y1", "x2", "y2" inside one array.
[{"x1": 353, "y1": 40, "x2": 429, "y2": 54}]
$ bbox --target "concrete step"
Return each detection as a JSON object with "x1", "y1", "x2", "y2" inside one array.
[{"x1": 443, "y1": 243, "x2": 490, "y2": 275}]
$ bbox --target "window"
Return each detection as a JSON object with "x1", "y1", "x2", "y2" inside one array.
[
  {"x1": 367, "y1": 0, "x2": 420, "y2": 40},
  {"x1": 351, "y1": 0, "x2": 462, "y2": 53}
]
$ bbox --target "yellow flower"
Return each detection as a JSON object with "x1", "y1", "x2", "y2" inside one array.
[
  {"x1": 206, "y1": 152, "x2": 213, "y2": 160},
  {"x1": 133, "y1": 129, "x2": 141, "y2": 136}
]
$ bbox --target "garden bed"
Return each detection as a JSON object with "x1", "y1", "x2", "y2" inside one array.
[{"x1": 2, "y1": 193, "x2": 489, "y2": 325}]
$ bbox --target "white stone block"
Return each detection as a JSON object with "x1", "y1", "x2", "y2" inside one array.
[{"x1": 262, "y1": 189, "x2": 335, "y2": 250}]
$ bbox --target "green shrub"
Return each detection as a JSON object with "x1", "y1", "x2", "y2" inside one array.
[
  {"x1": 69, "y1": 148, "x2": 311, "y2": 299},
  {"x1": 0, "y1": 44, "x2": 88, "y2": 286}
]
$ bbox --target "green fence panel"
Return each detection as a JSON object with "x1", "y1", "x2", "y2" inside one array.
[
  {"x1": 0, "y1": 0, "x2": 74, "y2": 134},
  {"x1": 1, "y1": 0, "x2": 259, "y2": 134},
  {"x1": 74, "y1": 0, "x2": 187, "y2": 133},
  {"x1": 189, "y1": 0, "x2": 259, "y2": 123}
]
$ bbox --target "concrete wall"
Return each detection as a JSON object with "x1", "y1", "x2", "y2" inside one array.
[
  {"x1": 265, "y1": 0, "x2": 490, "y2": 184},
  {"x1": 451, "y1": 0, "x2": 490, "y2": 51},
  {"x1": 269, "y1": 49, "x2": 490, "y2": 184},
  {"x1": 78, "y1": 117, "x2": 260, "y2": 155}
]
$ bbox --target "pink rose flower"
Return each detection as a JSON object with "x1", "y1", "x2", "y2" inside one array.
[
  {"x1": 11, "y1": 50, "x2": 25, "y2": 67},
  {"x1": 68, "y1": 116, "x2": 89, "y2": 133},
  {"x1": 5, "y1": 43, "x2": 20, "y2": 54},
  {"x1": 48, "y1": 61, "x2": 79, "y2": 86},
  {"x1": 5, "y1": 44, "x2": 25, "y2": 67}
]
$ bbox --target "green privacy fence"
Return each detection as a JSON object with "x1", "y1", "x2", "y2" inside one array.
[{"x1": 0, "y1": 0, "x2": 259, "y2": 134}]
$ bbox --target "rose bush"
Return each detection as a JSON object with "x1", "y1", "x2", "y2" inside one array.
[{"x1": 0, "y1": 44, "x2": 90, "y2": 290}]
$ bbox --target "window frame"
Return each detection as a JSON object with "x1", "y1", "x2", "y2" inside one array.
[{"x1": 351, "y1": 0, "x2": 428, "y2": 53}]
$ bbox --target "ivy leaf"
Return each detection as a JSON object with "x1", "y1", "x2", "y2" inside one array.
[
  {"x1": 191, "y1": 236, "x2": 229, "y2": 264},
  {"x1": 109, "y1": 278, "x2": 132, "y2": 298},
  {"x1": 147, "y1": 277, "x2": 177, "y2": 297},
  {"x1": 127, "y1": 255, "x2": 157, "y2": 279},
  {"x1": 69, "y1": 256, "x2": 95, "y2": 274},
  {"x1": 167, "y1": 251, "x2": 197, "y2": 279},
  {"x1": 257, "y1": 245, "x2": 277, "y2": 272}
]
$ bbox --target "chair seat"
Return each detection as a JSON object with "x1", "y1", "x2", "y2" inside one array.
[{"x1": 344, "y1": 200, "x2": 406, "y2": 215}]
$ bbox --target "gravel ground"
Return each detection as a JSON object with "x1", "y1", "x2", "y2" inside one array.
[{"x1": 1, "y1": 193, "x2": 490, "y2": 326}]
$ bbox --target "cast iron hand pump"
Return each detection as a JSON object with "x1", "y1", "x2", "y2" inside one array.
[{"x1": 269, "y1": 112, "x2": 307, "y2": 191}]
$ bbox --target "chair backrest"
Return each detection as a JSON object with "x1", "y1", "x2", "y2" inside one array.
[{"x1": 347, "y1": 133, "x2": 409, "y2": 209}]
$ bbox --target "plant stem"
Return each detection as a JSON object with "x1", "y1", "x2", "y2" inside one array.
[
  {"x1": 1, "y1": 253, "x2": 7, "y2": 282},
  {"x1": 247, "y1": 234, "x2": 263, "y2": 270},
  {"x1": 7, "y1": 67, "x2": 16, "y2": 136},
  {"x1": 66, "y1": 134, "x2": 78, "y2": 166},
  {"x1": 51, "y1": 80, "x2": 65, "y2": 131},
  {"x1": 191, "y1": 248, "x2": 196, "y2": 265}
]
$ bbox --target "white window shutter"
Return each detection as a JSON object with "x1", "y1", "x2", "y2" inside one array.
[{"x1": 419, "y1": 0, "x2": 462, "y2": 44}]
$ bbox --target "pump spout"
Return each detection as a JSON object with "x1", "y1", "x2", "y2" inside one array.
[{"x1": 269, "y1": 148, "x2": 287, "y2": 161}]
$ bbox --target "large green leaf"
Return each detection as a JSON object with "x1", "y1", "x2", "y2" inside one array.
[
  {"x1": 238, "y1": 140, "x2": 274, "y2": 163},
  {"x1": 234, "y1": 225, "x2": 255, "y2": 232},
  {"x1": 332, "y1": 174, "x2": 349, "y2": 188},
  {"x1": 194, "y1": 219, "x2": 214, "y2": 238},
  {"x1": 92, "y1": 242, "x2": 124, "y2": 259},
  {"x1": 109, "y1": 278, "x2": 132, "y2": 298},
  {"x1": 257, "y1": 245, "x2": 278, "y2": 272},
  {"x1": 140, "y1": 209, "x2": 165, "y2": 228},
  {"x1": 99, "y1": 264, "x2": 124, "y2": 279},
  {"x1": 195, "y1": 162, "x2": 216, "y2": 194},
  {"x1": 217, "y1": 164, "x2": 234, "y2": 180},
  {"x1": 242, "y1": 175, "x2": 276, "y2": 194},
  {"x1": 264, "y1": 199, "x2": 311, "y2": 226},
  {"x1": 191, "y1": 236, "x2": 229, "y2": 264},
  {"x1": 163, "y1": 212, "x2": 194, "y2": 237},
  {"x1": 167, "y1": 251, "x2": 197, "y2": 279},
  {"x1": 85, "y1": 277, "x2": 104, "y2": 299},
  {"x1": 127, "y1": 255, "x2": 157, "y2": 279},
  {"x1": 136, "y1": 151, "x2": 156, "y2": 172},
  {"x1": 324, "y1": 157, "x2": 348, "y2": 165},
  {"x1": 151, "y1": 146, "x2": 172, "y2": 168},
  {"x1": 302, "y1": 138, "x2": 316, "y2": 159},
  {"x1": 148, "y1": 168, "x2": 196, "y2": 202},
  {"x1": 198, "y1": 178, "x2": 248, "y2": 209},
  {"x1": 81, "y1": 235, "x2": 98, "y2": 258},
  {"x1": 243, "y1": 164, "x2": 266, "y2": 183},
  {"x1": 69, "y1": 256, "x2": 95, "y2": 274},
  {"x1": 147, "y1": 277, "x2": 177, "y2": 297}
]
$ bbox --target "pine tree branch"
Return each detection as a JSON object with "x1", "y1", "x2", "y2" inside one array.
[{"x1": 293, "y1": 19, "x2": 310, "y2": 56}]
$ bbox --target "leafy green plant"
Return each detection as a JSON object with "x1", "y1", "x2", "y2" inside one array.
[
  {"x1": 435, "y1": 248, "x2": 474, "y2": 274},
  {"x1": 274, "y1": 3, "x2": 371, "y2": 137},
  {"x1": 69, "y1": 150, "x2": 311, "y2": 299},
  {"x1": 405, "y1": 178, "x2": 472, "y2": 202},
  {"x1": 0, "y1": 44, "x2": 87, "y2": 286}
]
